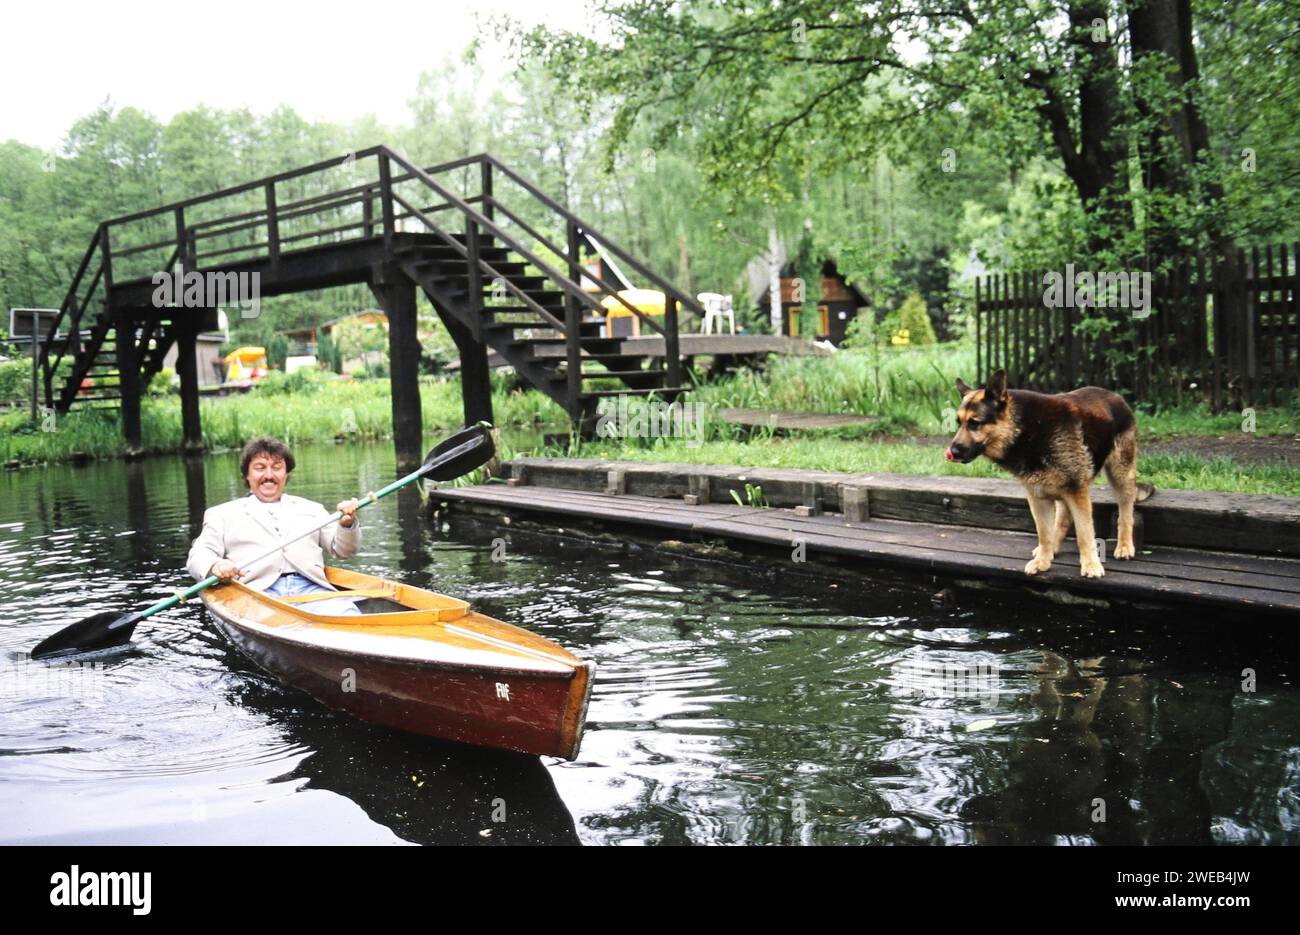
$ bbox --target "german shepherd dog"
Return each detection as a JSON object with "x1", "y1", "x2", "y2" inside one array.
[{"x1": 945, "y1": 370, "x2": 1151, "y2": 578}]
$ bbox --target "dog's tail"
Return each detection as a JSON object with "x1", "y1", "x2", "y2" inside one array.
[{"x1": 1136, "y1": 482, "x2": 1155, "y2": 502}]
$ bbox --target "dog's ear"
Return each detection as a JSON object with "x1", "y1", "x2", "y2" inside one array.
[
  {"x1": 955, "y1": 377, "x2": 973, "y2": 398},
  {"x1": 984, "y1": 369, "x2": 1008, "y2": 401}
]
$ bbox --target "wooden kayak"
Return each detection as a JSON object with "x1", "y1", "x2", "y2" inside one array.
[{"x1": 200, "y1": 567, "x2": 594, "y2": 759}]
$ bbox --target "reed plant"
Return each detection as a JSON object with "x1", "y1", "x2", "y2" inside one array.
[
  {"x1": 0, "y1": 375, "x2": 565, "y2": 465},
  {"x1": 689, "y1": 342, "x2": 977, "y2": 433}
]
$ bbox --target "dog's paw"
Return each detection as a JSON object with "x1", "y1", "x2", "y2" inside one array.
[
  {"x1": 1113, "y1": 541, "x2": 1135, "y2": 560},
  {"x1": 1080, "y1": 559, "x2": 1106, "y2": 578},
  {"x1": 1025, "y1": 556, "x2": 1053, "y2": 575}
]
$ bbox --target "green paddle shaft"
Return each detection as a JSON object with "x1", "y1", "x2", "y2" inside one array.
[{"x1": 134, "y1": 459, "x2": 433, "y2": 620}]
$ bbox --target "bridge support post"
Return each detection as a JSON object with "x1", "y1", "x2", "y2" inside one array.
[
  {"x1": 175, "y1": 319, "x2": 204, "y2": 453},
  {"x1": 434, "y1": 306, "x2": 493, "y2": 430},
  {"x1": 370, "y1": 270, "x2": 424, "y2": 470},
  {"x1": 114, "y1": 310, "x2": 143, "y2": 457}
]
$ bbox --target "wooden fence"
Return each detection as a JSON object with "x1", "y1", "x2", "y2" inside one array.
[{"x1": 975, "y1": 244, "x2": 1300, "y2": 408}]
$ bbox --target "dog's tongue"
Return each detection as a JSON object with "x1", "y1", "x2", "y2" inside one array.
[{"x1": 944, "y1": 448, "x2": 955, "y2": 462}]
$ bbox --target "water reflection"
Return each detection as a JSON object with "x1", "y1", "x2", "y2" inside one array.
[
  {"x1": 395, "y1": 482, "x2": 429, "y2": 576},
  {"x1": 124, "y1": 462, "x2": 152, "y2": 566},
  {"x1": 1, "y1": 443, "x2": 1298, "y2": 845},
  {"x1": 225, "y1": 664, "x2": 578, "y2": 845},
  {"x1": 184, "y1": 455, "x2": 207, "y2": 534},
  {"x1": 960, "y1": 653, "x2": 1236, "y2": 844}
]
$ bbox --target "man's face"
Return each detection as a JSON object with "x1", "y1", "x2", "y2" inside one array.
[{"x1": 246, "y1": 454, "x2": 288, "y2": 502}]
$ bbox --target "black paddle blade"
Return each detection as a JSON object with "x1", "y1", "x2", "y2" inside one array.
[
  {"x1": 30, "y1": 611, "x2": 145, "y2": 659},
  {"x1": 422, "y1": 422, "x2": 495, "y2": 482}
]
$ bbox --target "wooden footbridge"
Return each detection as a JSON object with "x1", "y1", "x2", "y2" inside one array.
[{"x1": 36, "y1": 148, "x2": 711, "y2": 465}]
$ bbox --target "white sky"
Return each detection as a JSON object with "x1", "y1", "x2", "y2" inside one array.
[{"x1": 2, "y1": 0, "x2": 597, "y2": 150}]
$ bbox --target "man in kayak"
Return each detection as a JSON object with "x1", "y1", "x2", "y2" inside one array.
[{"x1": 186, "y1": 436, "x2": 363, "y2": 615}]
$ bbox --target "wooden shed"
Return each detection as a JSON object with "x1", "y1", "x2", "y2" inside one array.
[
  {"x1": 281, "y1": 309, "x2": 389, "y2": 356},
  {"x1": 162, "y1": 332, "x2": 227, "y2": 386},
  {"x1": 752, "y1": 259, "x2": 869, "y2": 345}
]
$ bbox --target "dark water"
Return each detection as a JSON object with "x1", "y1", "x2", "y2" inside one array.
[{"x1": 2, "y1": 442, "x2": 1298, "y2": 845}]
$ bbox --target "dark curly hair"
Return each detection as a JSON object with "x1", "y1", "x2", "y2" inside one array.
[{"x1": 239, "y1": 436, "x2": 296, "y2": 487}]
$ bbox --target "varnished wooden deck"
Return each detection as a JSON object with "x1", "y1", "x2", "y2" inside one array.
[
  {"x1": 430, "y1": 483, "x2": 1300, "y2": 619},
  {"x1": 524, "y1": 333, "x2": 828, "y2": 359}
]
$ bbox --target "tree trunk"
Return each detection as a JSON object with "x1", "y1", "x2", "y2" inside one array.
[
  {"x1": 1128, "y1": 0, "x2": 1229, "y2": 254},
  {"x1": 768, "y1": 223, "x2": 782, "y2": 335},
  {"x1": 1031, "y1": 3, "x2": 1132, "y2": 255},
  {"x1": 1071, "y1": 2, "x2": 1128, "y2": 216},
  {"x1": 677, "y1": 230, "x2": 692, "y2": 294}
]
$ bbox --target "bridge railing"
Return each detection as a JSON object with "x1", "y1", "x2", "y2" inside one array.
[
  {"x1": 480, "y1": 155, "x2": 703, "y2": 326},
  {"x1": 41, "y1": 147, "x2": 393, "y2": 404},
  {"x1": 41, "y1": 147, "x2": 703, "y2": 411},
  {"x1": 42, "y1": 226, "x2": 105, "y2": 404},
  {"x1": 403, "y1": 152, "x2": 703, "y2": 396}
]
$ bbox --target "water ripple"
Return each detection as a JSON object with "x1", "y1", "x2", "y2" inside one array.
[{"x1": 3, "y1": 447, "x2": 1298, "y2": 845}]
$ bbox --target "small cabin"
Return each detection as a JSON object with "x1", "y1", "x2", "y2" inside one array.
[
  {"x1": 752, "y1": 260, "x2": 869, "y2": 345},
  {"x1": 162, "y1": 332, "x2": 227, "y2": 386},
  {"x1": 282, "y1": 309, "x2": 389, "y2": 357}
]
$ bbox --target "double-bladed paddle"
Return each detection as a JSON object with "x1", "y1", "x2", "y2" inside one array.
[{"x1": 30, "y1": 422, "x2": 495, "y2": 659}]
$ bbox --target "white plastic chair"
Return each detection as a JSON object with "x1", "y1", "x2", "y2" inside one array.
[{"x1": 698, "y1": 292, "x2": 736, "y2": 335}]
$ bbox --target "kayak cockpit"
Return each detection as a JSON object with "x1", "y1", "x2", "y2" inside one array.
[
  {"x1": 201, "y1": 567, "x2": 587, "y2": 673},
  {"x1": 211, "y1": 579, "x2": 468, "y2": 627}
]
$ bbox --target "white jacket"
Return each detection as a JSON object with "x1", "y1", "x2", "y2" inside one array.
[{"x1": 186, "y1": 493, "x2": 361, "y2": 591}]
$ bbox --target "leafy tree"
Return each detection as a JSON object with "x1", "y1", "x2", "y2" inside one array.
[
  {"x1": 510, "y1": 0, "x2": 1253, "y2": 260},
  {"x1": 7, "y1": 4, "x2": 1296, "y2": 380},
  {"x1": 316, "y1": 331, "x2": 341, "y2": 374},
  {"x1": 794, "y1": 225, "x2": 823, "y2": 339},
  {"x1": 896, "y1": 291, "x2": 937, "y2": 345},
  {"x1": 334, "y1": 317, "x2": 389, "y2": 367},
  {"x1": 266, "y1": 334, "x2": 289, "y2": 370}
]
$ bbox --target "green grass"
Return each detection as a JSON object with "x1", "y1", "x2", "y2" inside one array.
[
  {"x1": 547, "y1": 345, "x2": 1300, "y2": 495},
  {"x1": 4, "y1": 346, "x2": 1297, "y2": 496},
  {"x1": 563, "y1": 434, "x2": 1300, "y2": 496},
  {"x1": 1135, "y1": 453, "x2": 1300, "y2": 496},
  {"x1": 0, "y1": 373, "x2": 566, "y2": 465},
  {"x1": 687, "y1": 341, "x2": 1300, "y2": 438},
  {"x1": 1140, "y1": 406, "x2": 1299, "y2": 438},
  {"x1": 689, "y1": 342, "x2": 976, "y2": 434}
]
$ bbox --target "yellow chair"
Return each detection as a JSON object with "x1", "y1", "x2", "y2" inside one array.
[
  {"x1": 225, "y1": 346, "x2": 268, "y2": 382},
  {"x1": 600, "y1": 289, "x2": 665, "y2": 338}
]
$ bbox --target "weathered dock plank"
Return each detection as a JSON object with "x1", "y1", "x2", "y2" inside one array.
[
  {"x1": 501, "y1": 458, "x2": 1300, "y2": 558},
  {"x1": 738, "y1": 509, "x2": 1300, "y2": 593},
  {"x1": 428, "y1": 483, "x2": 1300, "y2": 619}
]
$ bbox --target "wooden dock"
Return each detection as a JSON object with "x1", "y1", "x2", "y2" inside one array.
[
  {"x1": 449, "y1": 334, "x2": 828, "y2": 372},
  {"x1": 429, "y1": 459, "x2": 1300, "y2": 620},
  {"x1": 525, "y1": 333, "x2": 829, "y2": 361}
]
